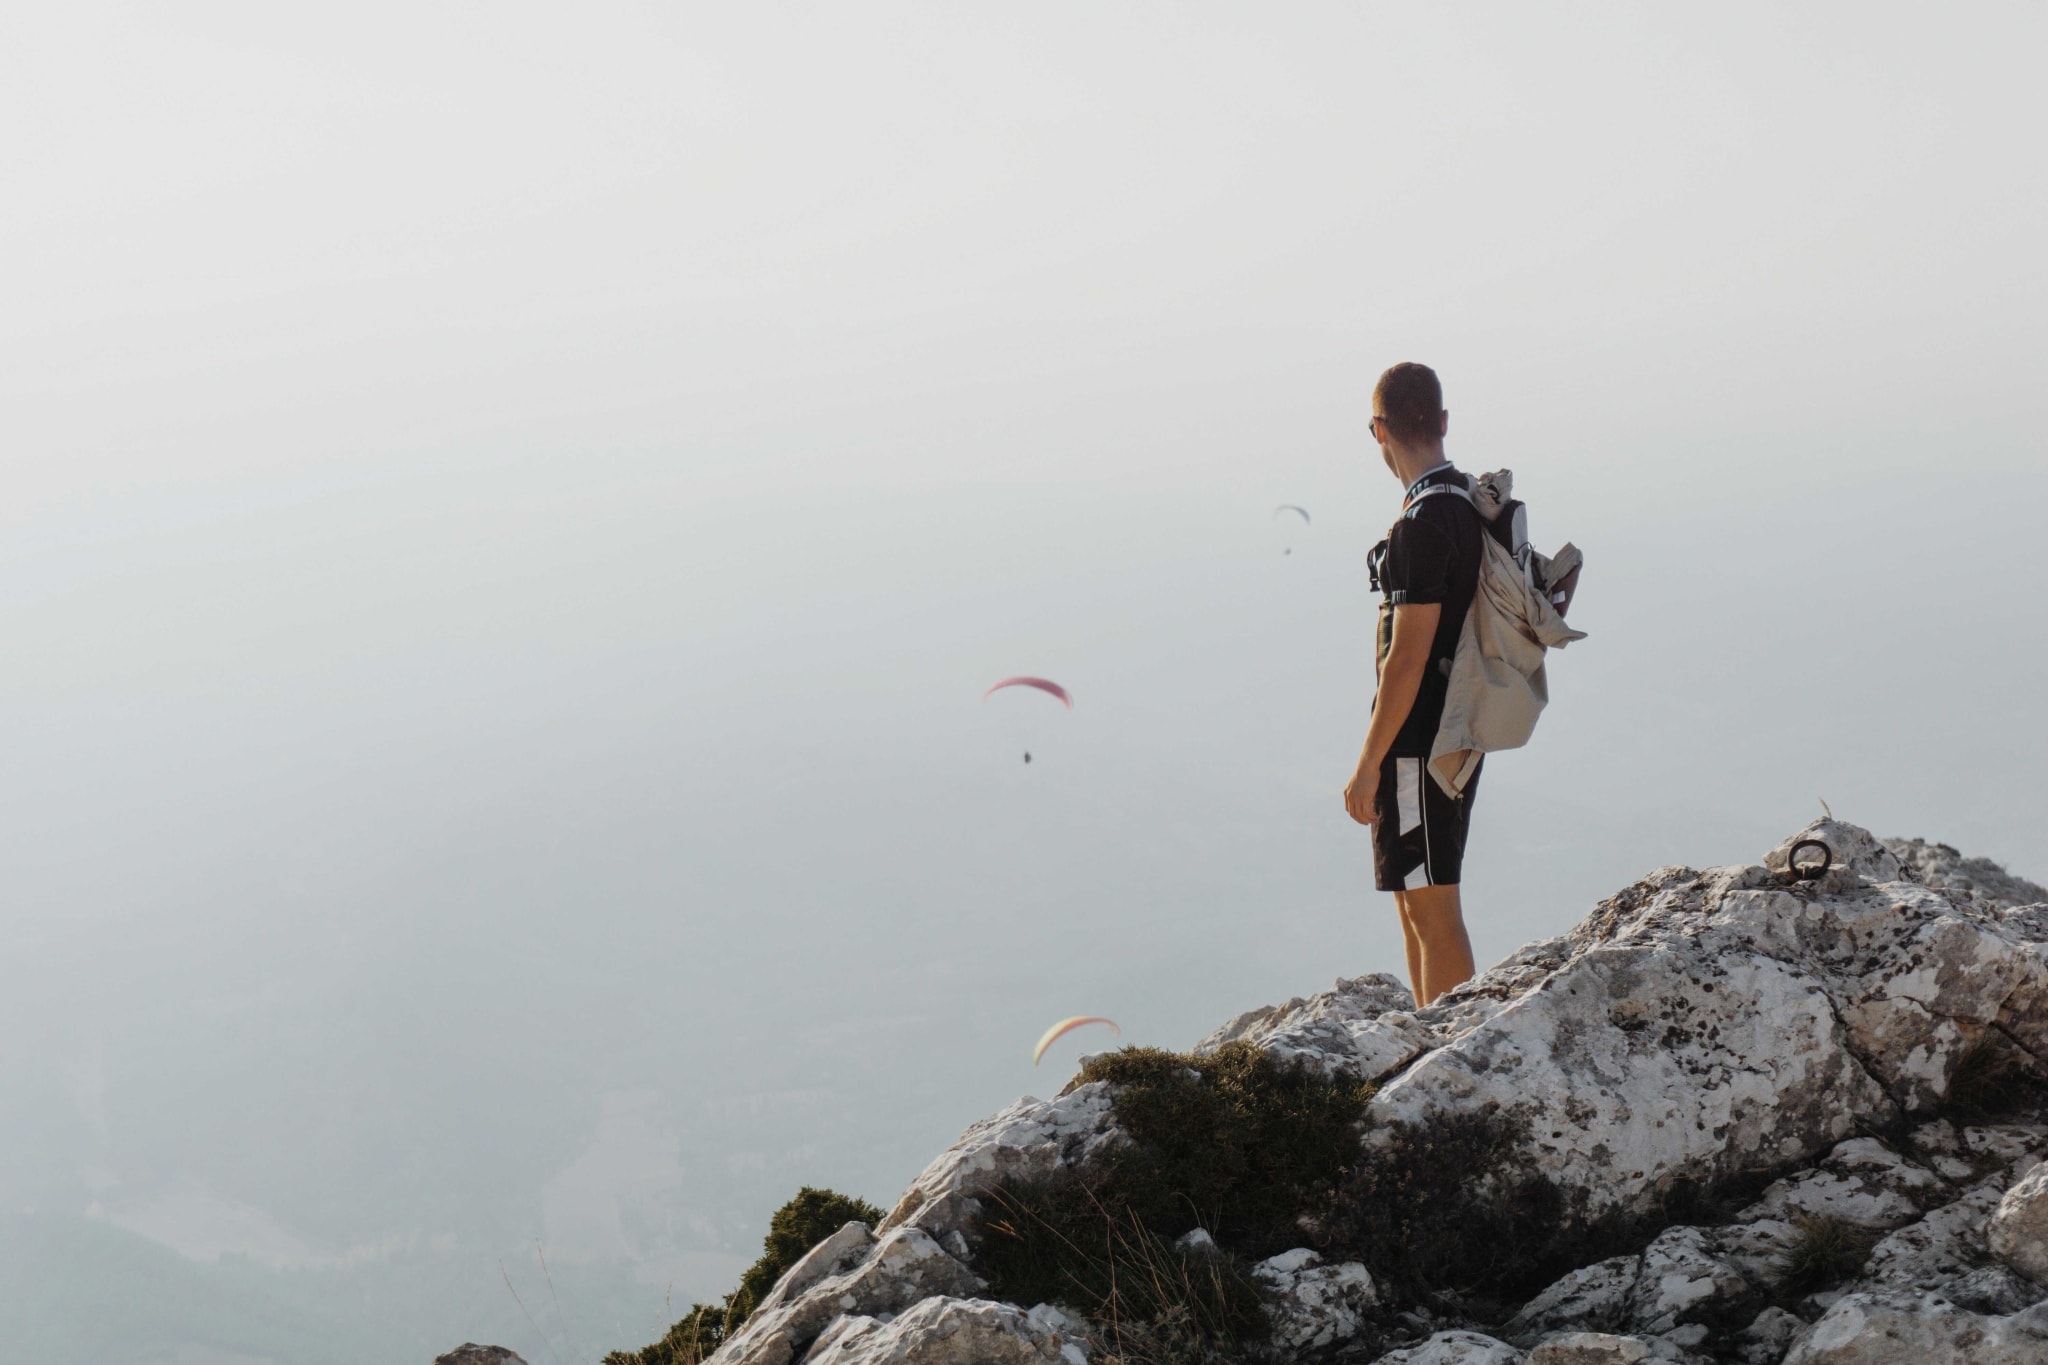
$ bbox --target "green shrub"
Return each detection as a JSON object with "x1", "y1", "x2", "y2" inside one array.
[
  {"x1": 1322, "y1": 1106, "x2": 1575, "y2": 1299},
  {"x1": 976, "y1": 1042, "x2": 1373, "y2": 1355},
  {"x1": 1076, "y1": 1043, "x2": 1377, "y2": 1256},
  {"x1": 603, "y1": 1186, "x2": 883, "y2": 1365},
  {"x1": 729, "y1": 1187, "x2": 886, "y2": 1320}
]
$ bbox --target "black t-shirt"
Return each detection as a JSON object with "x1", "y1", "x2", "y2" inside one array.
[{"x1": 1369, "y1": 464, "x2": 1484, "y2": 756}]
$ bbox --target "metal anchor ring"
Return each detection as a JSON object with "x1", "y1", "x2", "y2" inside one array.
[{"x1": 1787, "y1": 839, "x2": 1833, "y2": 882}]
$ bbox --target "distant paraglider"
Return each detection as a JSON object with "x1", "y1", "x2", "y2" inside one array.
[
  {"x1": 985, "y1": 677, "x2": 1070, "y2": 765},
  {"x1": 983, "y1": 676, "x2": 1072, "y2": 708},
  {"x1": 1033, "y1": 1016, "x2": 1120, "y2": 1065},
  {"x1": 1273, "y1": 505, "x2": 1310, "y2": 556}
]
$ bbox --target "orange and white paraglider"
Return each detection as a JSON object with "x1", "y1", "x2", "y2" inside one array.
[{"x1": 1033, "y1": 1016, "x2": 1120, "y2": 1065}]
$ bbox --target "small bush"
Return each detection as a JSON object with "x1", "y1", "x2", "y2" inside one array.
[
  {"x1": 1077, "y1": 1043, "x2": 1377, "y2": 1256},
  {"x1": 1775, "y1": 1215, "x2": 1875, "y2": 1297},
  {"x1": 1322, "y1": 1107, "x2": 1577, "y2": 1299},
  {"x1": 729, "y1": 1187, "x2": 885, "y2": 1319},
  {"x1": 976, "y1": 1042, "x2": 1373, "y2": 1356},
  {"x1": 603, "y1": 1186, "x2": 883, "y2": 1365}
]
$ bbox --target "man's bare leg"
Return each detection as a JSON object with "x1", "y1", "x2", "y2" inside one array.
[
  {"x1": 1395, "y1": 900, "x2": 1425, "y2": 1007},
  {"x1": 1395, "y1": 885, "x2": 1474, "y2": 1006}
]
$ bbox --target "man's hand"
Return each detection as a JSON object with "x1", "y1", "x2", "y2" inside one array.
[{"x1": 1343, "y1": 766, "x2": 1378, "y2": 826}]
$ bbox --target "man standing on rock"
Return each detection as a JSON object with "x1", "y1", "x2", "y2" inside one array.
[{"x1": 1343, "y1": 362, "x2": 1485, "y2": 1007}]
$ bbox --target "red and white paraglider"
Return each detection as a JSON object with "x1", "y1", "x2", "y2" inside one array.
[
  {"x1": 983, "y1": 677, "x2": 1071, "y2": 763},
  {"x1": 983, "y1": 677, "x2": 1072, "y2": 709}
]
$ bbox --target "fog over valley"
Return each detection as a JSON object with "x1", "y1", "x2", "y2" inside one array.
[{"x1": 0, "y1": 5, "x2": 2042, "y2": 1360}]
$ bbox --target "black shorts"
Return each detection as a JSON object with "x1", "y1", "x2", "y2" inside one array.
[{"x1": 1371, "y1": 754, "x2": 1482, "y2": 892}]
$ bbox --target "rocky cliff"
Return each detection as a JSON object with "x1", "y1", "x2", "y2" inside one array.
[{"x1": 671, "y1": 819, "x2": 2048, "y2": 1365}]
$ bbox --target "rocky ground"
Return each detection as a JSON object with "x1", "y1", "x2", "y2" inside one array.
[{"x1": 454, "y1": 820, "x2": 2048, "y2": 1365}]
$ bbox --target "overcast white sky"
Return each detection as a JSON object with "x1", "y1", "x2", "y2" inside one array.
[{"x1": 1, "y1": 4, "x2": 2044, "y2": 1359}]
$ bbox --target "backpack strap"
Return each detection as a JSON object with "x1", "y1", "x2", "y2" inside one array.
[{"x1": 1402, "y1": 479, "x2": 1475, "y2": 519}]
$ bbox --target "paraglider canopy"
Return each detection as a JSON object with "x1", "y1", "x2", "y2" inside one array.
[
  {"x1": 983, "y1": 677, "x2": 1072, "y2": 708},
  {"x1": 1033, "y1": 1016, "x2": 1120, "y2": 1065},
  {"x1": 1272, "y1": 505, "x2": 1311, "y2": 524}
]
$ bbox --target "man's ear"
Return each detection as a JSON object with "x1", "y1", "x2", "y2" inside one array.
[{"x1": 1438, "y1": 411, "x2": 1450, "y2": 438}]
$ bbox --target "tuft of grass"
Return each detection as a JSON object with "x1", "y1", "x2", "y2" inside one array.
[
  {"x1": 978, "y1": 1177, "x2": 1267, "y2": 1353},
  {"x1": 603, "y1": 1186, "x2": 884, "y2": 1365},
  {"x1": 1091, "y1": 1304, "x2": 1253, "y2": 1365},
  {"x1": 1943, "y1": 1038, "x2": 2048, "y2": 1124},
  {"x1": 1774, "y1": 1215, "x2": 1876, "y2": 1298}
]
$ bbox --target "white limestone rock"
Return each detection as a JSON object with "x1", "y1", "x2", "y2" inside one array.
[
  {"x1": 1942, "y1": 1262, "x2": 2046, "y2": 1315},
  {"x1": 1707, "y1": 1219, "x2": 1801, "y2": 1291},
  {"x1": 1524, "y1": 1334, "x2": 1653, "y2": 1365},
  {"x1": 1372, "y1": 1330, "x2": 1525, "y2": 1364},
  {"x1": 880, "y1": 1084, "x2": 1122, "y2": 1237},
  {"x1": 1197, "y1": 973, "x2": 1433, "y2": 1080},
  {"x1": 1885, "y1": 837, "x2": 2048, "y2": 911},
  {"x1": 1781, "y1": 1294, "x2": 2048, "y2": 1364},
  {"x1": 709, "y1": 1226, "x2": 982, "y2": 1365},
  {"x1": 1736, "y1": 1139, "x2": 1949, "y2": 1232},
  {"x1": 1368, "y1": 897, "x2": 1891, "y2": 1223},
  {"x1": 433, "y1": 1348, "x2": 528, "y2": 1365},
  {"x1": 1963, "y1": 1122, "x2": 2048, "y2": 1171},
  {"x1": 1769, "y1": 820, "x2": 1902, "y2": 883},
  {"x1": 755, "y1": 1221, "x2": 878, "y2": 1313},
  {"x1": 1504, "y1": 1256, "x2": 1641, "y2": 1340},
  {"x1": 1627, "y1": 1225, "x2": 1752, "y2": 1333},
  {"x1": 1732, "y1": 1307, "x2": 1804, "y2": 1365},
  {"x1": 1250, "y1": 1247, "x2": 1377, "y2": 1353},
  {"x1": 1855, "y1": 1182, "x2": 2005, "y2": 1296},
  {"x1": 1360, "y1": 822, "x2": 2048, "y2": 1226},
  {"x1": 798, "y1": 1297, "x2": 1088, "y2": 1365},
  {"x1": 1987, "y1": 1161, "x2": 2048, "y2": 1285}
]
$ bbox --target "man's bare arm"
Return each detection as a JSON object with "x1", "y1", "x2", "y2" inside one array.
[{"x1": 1343, "y1": 602, "x2": 1441, "y2": 825}]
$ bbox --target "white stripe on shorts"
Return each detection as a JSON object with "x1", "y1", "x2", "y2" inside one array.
[{"x1": 1397, "y1": 757, "x2": 1423, "y2": 835}]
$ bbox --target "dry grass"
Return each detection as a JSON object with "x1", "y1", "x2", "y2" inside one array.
[
  {"x1": 1774, "y1": 1215, "x2": 1876, "y2": 1297},
  {"x1": 977, "y1": 1177, "x2": 1263, "y2": 1363}
]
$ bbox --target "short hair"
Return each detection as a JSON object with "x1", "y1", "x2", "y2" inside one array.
[{"x1": 1373, "y1": 362, "x2": 1443, "y2": 445}]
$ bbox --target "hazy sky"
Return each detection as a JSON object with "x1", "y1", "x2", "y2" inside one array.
[{"x1": 2, "y1": 5, "x2": 2044, "y2": 1360}]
